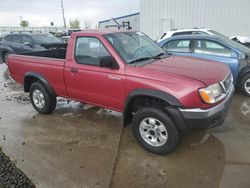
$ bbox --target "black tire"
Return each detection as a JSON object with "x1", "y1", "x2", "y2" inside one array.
[
  {"x1": 239, "y1": 73, "x2": 250, "y2": 97},
  {"x1": 2, "y1": 52, "x2": 10, "y2": 64},
  {"x1": 132, "y1": 107, "x2": 180, "y2": 154},
  {"x1": 29, "y1": 82, "x2": 56, "y2": 114}
]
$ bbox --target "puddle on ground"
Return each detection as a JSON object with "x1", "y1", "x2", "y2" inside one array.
[
  {"x1": 0, "y1": 63, "x2": 8, "y2": 83},
  {"x1": 241, "y1": 100, "x2": 250, "y2": 119}
]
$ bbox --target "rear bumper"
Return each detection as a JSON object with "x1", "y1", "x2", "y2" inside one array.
[{"x1": 168, "y1": 85, "x2": 234, "y2": 131}]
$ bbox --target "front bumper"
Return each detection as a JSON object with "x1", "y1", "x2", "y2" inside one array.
[{"x1": 168, "y1": 85, "x2": 234, "y2": 131}]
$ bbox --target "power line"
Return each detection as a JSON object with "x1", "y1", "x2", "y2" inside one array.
[{"x1": 61, "y1": 0, "x2": 66, "y2": 28}]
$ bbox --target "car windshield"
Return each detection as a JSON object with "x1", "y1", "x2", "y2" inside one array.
[
  {"x1": 208, "y1": 30, "x2": 226, "y2": 38},
  {"x1": 221, "y1": 37, "x2": 250, "y2": 54},
  {"x1": 32, "y1": 34, "x2": 62, "y2": 44},
  {"x1": 105, "y1": 32, "x2": 165, "y2": 64}
]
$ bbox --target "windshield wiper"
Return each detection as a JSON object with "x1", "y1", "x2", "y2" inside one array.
[
  {"x1": 153, "y1": 52, "x2": 166, "y2": 59},
  {"x1": 128, "y1": 57, "x2": 153, "y2": 64}
]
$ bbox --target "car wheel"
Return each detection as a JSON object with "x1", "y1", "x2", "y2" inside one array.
[
  {"x1": 30, "y1": 82, "x2": 56, "y2": 114},
  {"x1": 2, "y1": 52, "x2": 10, "y2": 64},
  {"x1": 132, "y1": 106, "x2": 180, "y2": 154},
  {"x1": 240, "y1": 73, "x2": 250, "y2": 97}
]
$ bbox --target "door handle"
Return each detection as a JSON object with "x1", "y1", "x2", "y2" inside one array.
[
  {"x1": 71, "y1": 68, "x2": 78, "y2": 73},
  {"x1": 108, "y1": 74, "x2": 122, "y2": 80}
]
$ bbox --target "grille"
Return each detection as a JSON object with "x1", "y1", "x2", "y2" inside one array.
[{"x1": 220, "y1": 73, "x2": 233, "y2": 94}]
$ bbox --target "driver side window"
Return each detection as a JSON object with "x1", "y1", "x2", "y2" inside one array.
[{"x1": 75, "y1": 37, "x2": 110, "y2": 66}]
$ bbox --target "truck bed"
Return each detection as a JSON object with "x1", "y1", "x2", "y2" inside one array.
[{"x1": 8, "y1": 54, "x2": 68, "y2": 97}]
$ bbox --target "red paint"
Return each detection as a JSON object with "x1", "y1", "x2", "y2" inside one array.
[{"x1": 8, "y1": 30, "x2": 231, "y2": 112}]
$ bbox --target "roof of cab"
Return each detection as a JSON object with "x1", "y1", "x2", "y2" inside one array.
[{"x1": 74, "y1": 29, "x2": 137, "y2": 35}]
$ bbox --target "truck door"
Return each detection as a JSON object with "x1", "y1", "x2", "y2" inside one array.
[{"x1": 64, "y1": 36, "x2": 125, "y2": 111}]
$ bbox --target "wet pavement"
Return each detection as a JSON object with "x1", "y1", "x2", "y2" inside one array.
[{"x1": 0, "y1": 63, "x2": 250, "y2": 188}]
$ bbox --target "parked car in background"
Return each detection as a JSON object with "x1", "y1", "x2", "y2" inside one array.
[
  {"x1": 8, "y1": 30, "x2": 234, "y2": 154},
  {"x1": 61, "y1": 36, "x2": 70, "y2": 43},
  {"x1": 158, "y1": 35, "x2": 250, "y2": 96},
  {"x1": 158, "y1": 28, "x2": 226, "y2": 43},
  {"x1": 230, "y1": 36, "x2": 250, "y2": 49},
  {"x1": 0, "y1": 32, "x2": 9, "y2": 42},
  {"x1": 0, "y1": 32, "x2": 63, "y2": 63}
]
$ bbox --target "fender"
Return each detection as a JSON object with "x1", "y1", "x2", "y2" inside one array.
[
  {"x1": 24, "y1": 72, "x2": 56, "y2": 97},
  {"x1": 123, "y1": 88, "x2": 182, "y2": 127}
]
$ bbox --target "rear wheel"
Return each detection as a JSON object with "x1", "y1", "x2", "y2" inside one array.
[
  {"x1": 30, "y1": 82, "x2": 56, "y2": 114},
  {"x1": 240, "y1": 73, "x2": 250, "y2": 97},
  {"x1": 132, "y1": 107, "x2": 180, "y2": 154}
]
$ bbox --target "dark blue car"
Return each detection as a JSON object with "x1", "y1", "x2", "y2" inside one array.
[
  {"x1": 0, "y1": 32, "x2": 63, "y2": 64},
  {"x1": 158, "y1": 35, "x2": 250, "y2": 96}
]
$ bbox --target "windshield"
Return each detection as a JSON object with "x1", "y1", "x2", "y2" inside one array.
[
  {"x1": 221, "y1": 37, "x2": 250, "y2": 54},
  {"x1": 32, "y1": 34, "x2": 62, "y2": 44},
  {"x1": 208, "y1": 30, "x2": 226, "y2": 38},
  {"x1": 105, "y1": 32, "x2": 165, "y2": 64}
]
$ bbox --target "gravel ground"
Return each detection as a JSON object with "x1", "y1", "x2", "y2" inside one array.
[{"x1": 0, "y1": 148, "x2": 35, "y2": 188}]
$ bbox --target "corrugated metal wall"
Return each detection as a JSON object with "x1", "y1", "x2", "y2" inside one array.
[
  {"x1": 99, "y1": 13, "x2": 140, "y2": 31},
  {"x1": 140, "y1": 0, "x2": 250, "y2": 40}
]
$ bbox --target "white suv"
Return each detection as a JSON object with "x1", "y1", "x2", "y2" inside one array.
[{"x1": 158, "y1": 28, "x2": 226, "y2": 43}]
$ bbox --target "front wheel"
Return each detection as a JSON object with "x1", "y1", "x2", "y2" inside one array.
[
  {"x1": 240, "y1": 73, "x2": 250, "y2": 97},
  {"x1": 132, "y1": 107, "x2": 180, "y2": 154},
  {"x1": 30, "y1": 82, "x2": 56, "y2": 114}
]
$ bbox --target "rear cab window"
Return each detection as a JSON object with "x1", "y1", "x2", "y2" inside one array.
[{"x1": 74, "y1": 37, "x2": 110, "y2": 66}]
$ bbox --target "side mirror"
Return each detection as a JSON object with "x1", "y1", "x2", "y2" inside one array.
[
  {"x1": 99, "y1": 56, "x2": 118, "y2": 69},
  {"x1": 24, "y1": 42, "x2": 33, "y2": 47}
]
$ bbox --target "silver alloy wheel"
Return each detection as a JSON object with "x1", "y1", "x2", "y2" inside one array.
[
  {"x1": 244, "y1": 78, "x2": 250, "y2": 95},
  {"x1": 32, "y1": 89, "x2": 45, "y2": 109},
  {"x1": 139, "y1": 117, "x2": 168, "y2": 147}
]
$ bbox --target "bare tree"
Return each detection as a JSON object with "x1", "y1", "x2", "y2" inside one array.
[
  {"x1": 83, "y1": 19, "x2": 92, "y2": 29},
  {"x1": 69, "y1": 18, "x2": 80, "y2": 28},
  {"x1": 20, "y1": 20, "x2": 29, "y2": 27}
]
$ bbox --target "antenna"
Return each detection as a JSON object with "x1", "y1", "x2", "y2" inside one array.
[
  {"x1": 129, "y1": 0, "x2": 131, "y2": 13},
  {"x1": 61, "y1": 0, "x2": 66, "y2": 28}
]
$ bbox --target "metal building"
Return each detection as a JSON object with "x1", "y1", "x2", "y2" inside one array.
[
  {"x1": 140, "y1": 0, "x2": 250, "y2": 40},
  {"x1": 98, "y1": 12, "x2": 140, "y2": 31}
]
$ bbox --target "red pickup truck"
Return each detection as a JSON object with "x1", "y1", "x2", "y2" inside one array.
[{"x1": 8, "y1": 30, "x2": 234, "y2": 154}]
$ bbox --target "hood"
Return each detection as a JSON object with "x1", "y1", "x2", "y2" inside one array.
[{"x1": 142, "y1": 56, "x2": 230, "y2": 86}]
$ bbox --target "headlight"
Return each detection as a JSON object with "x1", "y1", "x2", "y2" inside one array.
[{"x1": 199, "y1": 83, "x2": 223, "y2": 104}]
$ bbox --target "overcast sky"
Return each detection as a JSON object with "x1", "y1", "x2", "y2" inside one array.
[{"x1": 0, "y1": 0, "x2": 140, "y2": 28}]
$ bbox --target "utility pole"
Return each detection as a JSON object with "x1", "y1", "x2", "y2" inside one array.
[{"x1": 61, "y1": 0, "x2": 66, "y2": 28}]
